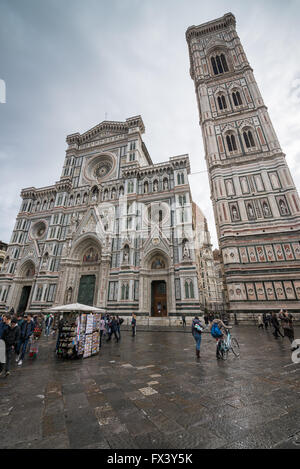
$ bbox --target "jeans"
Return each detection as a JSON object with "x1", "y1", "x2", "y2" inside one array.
[
  {"x1": 193, "y1": 332, "x2": 202, "y2": 351},
  {"x1": 45, "y1": 325, "x2": 51, "y2": 336},
  {"x1": 132, "y1": 325, "x2": 136, "y2": 337},
  {"x1": 19, "y1": 338, "x2": 30, "y2": 360}
]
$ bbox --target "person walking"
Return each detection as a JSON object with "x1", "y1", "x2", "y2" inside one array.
[
  {"x1": 204, "y1": 313, "x2": 209, "y2": 326},
  {"x1": 16, "y1": 314, "x2": 35, "y2": 366},
  {"x1": 99, "y1": 315, "x2": 105, "y2": 348},
  {"x1": 106, "y1": 316, "x2": 119, "y2": 342},
  {"x1": 0, "y1": 317, "x2": 20, "y2": 377},
  {"x1": 181, "y1": 314, "x2": 186, "y2": 328},
  {"x1": 282, "y1": 311, "x2": 295, "y2": 346},
  {"x1": 191, "y1": 316, "x2": 204, "y2": 359},
  {"x1": 271, "y1": 312, "x2": 284, "y2": 339},
  {"x1": 263, "y1": 312, "x2": 269, "y2": 330},
  {"x1": 45, "y1": 314, "x2": 53, "y2": 337},
  {"x1": 115, "y1": 315, "x2": 123, "y2": 340},
  {"x1": 131, "y1": 313, "x2": 137, "y2": 337},
  {"x1": 257, "y1": 314, "x2": 264, "y2": 329}
]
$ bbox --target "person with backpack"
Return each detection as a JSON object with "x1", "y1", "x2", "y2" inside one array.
[
  {"x1": 210, "y1": 318, "x2": 230, "y2": 359},
  {"x1": 191, "y1": 316, "x2": 204, "y2": 359}
]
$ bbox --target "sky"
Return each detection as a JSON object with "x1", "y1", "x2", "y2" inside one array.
[{"x1": 0, "y1": 0, "x2": 300, "y2": 248}]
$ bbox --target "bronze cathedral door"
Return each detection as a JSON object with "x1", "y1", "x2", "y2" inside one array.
[{"x1": 77, "y1": 275, "x2": 96, "y2": 306}]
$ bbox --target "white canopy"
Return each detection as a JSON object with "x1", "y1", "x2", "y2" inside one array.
[{"x1": 47, "y1": 303, "x2": 106, "y2": 313}]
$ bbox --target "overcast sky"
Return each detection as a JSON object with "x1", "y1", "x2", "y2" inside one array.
[{"x1": 1, "y1": 0, "x2": 300, "y2": 247}]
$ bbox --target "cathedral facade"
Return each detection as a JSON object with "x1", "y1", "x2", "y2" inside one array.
[
  {"x1": 186, "y1": 13, "x2": 300, "y2": 317},
  {"x1": 0, "y1": 116, "x2": 210, "y2": 321}
]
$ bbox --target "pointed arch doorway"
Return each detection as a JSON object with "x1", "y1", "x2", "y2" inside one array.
[{"x1": 151, "y1": 280, "x2": 167, "y2": 316}]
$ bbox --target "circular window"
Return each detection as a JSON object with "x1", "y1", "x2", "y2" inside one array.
[
  {"x1": 30, "y1": 221, "x2": 47, "y2": 240},
  {"x1": 94, "y1": 161, "x2": 112, "y2": 179},
  {"x1": 84, "y1": 154, "x2": 116, "y2": 183}
]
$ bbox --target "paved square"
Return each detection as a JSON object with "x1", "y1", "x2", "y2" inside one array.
[{"x1": 0, "y1": 326, "x2": 299, "y2": 449}]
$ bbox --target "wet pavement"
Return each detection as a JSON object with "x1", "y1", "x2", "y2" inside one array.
[{"x1": 0, "y1": 325, "x2": 299, "y2": 449}]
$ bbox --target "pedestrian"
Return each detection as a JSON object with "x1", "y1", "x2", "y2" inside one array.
[
  {"x1": 16, "y1": 314, "x2": 35, "y2": 366},
  {"x1": 116, "y1": 315, "x2": 123, "y2": 340},
  {"x1": 45, "y1": 313, "x2": 53, "y2": 337},
  {"x1": 106, "y1": 316, "x2": 119, "y2": 342},
  {"x1": 257, "y1": 314, "x2": 264, "y2": 329},
  {"x1": 267, "y1": 312, "x2": 272, "y2": 327},
  {"x1": 263, "y1": 312, "x2": 269, "y2": 330},
  {"x1": 99, "y1": 315, "x2": 105, "y2": 347},
  {"x1": 271, "y1": 312, "x2": 284, "y2": 339},
  {"x1": 0, "y1": 316, "x2": 20, "y2": 377},
  {"x1": 282, "y1": 311, "x2": 295, "y2": 345},
  {"x1": 191, "y1": 316, "x2": 204, "y2": 359},
  {"x1": 0, "y1": 314, "x2": 8, "y2": 339},
  {"x1": 131, "y1": 313, "x2": 137, "y2": 337},
  {"x1": 182, "y1": 314, "x2": 186, "y2": 328},
  {"x1": 204, "y1": 313, "x2": 209, "y2": 326}
]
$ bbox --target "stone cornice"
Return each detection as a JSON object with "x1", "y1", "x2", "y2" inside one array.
[
  {"x1": 66, "y1": 116, "x2": 145, "y2": 146},
  {"x1": 186, "y1": 13, "x2": 236, "y2": 43}
]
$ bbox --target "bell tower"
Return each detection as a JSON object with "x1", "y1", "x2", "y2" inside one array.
[{"x1": 186, "y1": 13, "x2": 300, "y2": 317}]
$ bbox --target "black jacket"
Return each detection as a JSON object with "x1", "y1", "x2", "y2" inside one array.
[{"x1": 2, "y1": 325, "x2": 20, "y2": 347}]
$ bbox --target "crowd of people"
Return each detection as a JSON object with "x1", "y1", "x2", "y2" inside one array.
[
  {"x1": 257, "y1": 310, "x2": 296, "y2": 344},
  {"x1": 0, "y1": 311, "x2": 138, "y2": 377},
  {"x1": 0, "y1": 311, "x2": 43, "y2": 376},
  {"x1": 0, "y1": 307, "x2": 298, "y2": 375}
]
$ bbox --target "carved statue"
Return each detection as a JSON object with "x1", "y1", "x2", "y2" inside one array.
[{"x1": 182, "y1": 240, "x2": 190, "y2": 259}]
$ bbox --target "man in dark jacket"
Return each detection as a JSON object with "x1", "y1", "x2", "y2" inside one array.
[
  {"x1": 0, "y1": 316, "x2": 20, "y2": 376},
  {"x1": 17, "y1": 314, "x2": 34, "y2": 366},
  {"x1": 271, "y1": 312, "x2": 284, "y2": 339},
  {"x1": 0, "y1": 314, "x2": 8, "y2": 339},
  {"x1": 106, "y1": 316, "x2": 119, "y2": 342}
]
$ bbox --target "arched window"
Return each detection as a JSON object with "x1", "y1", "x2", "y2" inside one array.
[
  {"x1": 68, "y1": 195, "x2": 74, "y2": 206},
  {"x1": 177, "y1": 173, "x2": 184, "y2": 185},
  {"x1": 211, "y1": 53, "x2": 229, "y2": 75},
  {"x1": 232, "y1": 91, "x2": 243, "y2": 106},
  {"x1": 49, "y1": 199, "x2": 54, "y2": 209},
  {"x1": 243, "y1": 130, "x2": 256, "y2": 149},
  {"x1": 217, "y1": 94, "x2": 227, "y2": 111},
  {"x1": 121, "y1": 283, "x2": 129, "y2": 300},
  {"x1": 185, "y1": 280, "x2": 194, "y2": 299},
  {"x1": 76, "y1": 193, "x2": 81, "y2": 205},
  {"x1": 185, "y1": 281, "x2": 190, "y2": 299},
  {"x1": 42, "y1": 200, "x2": 47, "y2": 210},
  {"x1": 226, "y1": 134, "x2": 237, "y2": 152}
]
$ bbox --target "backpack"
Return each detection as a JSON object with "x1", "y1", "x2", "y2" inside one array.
[{"x1": 211, "y1": 323, "x2": 222, "y2": 339}]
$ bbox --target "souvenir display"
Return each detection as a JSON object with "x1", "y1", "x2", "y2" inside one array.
[
  {"x1": 56, "y1": 313, "x2": 78, "y2": 359},
  {"x1": 56, "y1": 310, "x2": 101, "y2": 360}
]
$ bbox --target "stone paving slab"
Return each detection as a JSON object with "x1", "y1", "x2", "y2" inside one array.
[{"x1": 0, "y1": 325, "x2": 299, "y2": 449}]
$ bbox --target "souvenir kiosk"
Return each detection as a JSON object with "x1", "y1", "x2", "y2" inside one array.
[{"x1": 48, "y1": 303, "x2": 105, "y2": 359}]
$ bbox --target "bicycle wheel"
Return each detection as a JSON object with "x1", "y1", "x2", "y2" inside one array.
[{"x1": 231, "y1": 337, "x2": 240, "y2": 357}]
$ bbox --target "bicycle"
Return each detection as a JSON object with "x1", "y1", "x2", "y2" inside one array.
[{"x1": 216, "y1": 327, "x2": 240, "y2": 360}]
